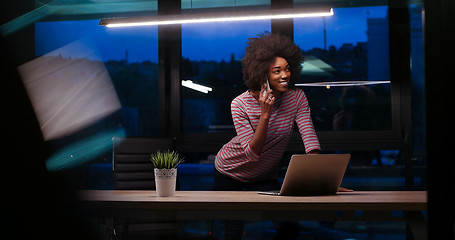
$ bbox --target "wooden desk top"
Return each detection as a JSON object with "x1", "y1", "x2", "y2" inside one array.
[{"x1": 79, "y1": 190, "x2": 426, "y2": 212}]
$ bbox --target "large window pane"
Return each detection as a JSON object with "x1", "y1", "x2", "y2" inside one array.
[
  {"x1": 294, "y1": 6, "x2": 392, "y2": 131},
  {"x1": 181, "y1": 20, "x2": 270, "y2": 133}
]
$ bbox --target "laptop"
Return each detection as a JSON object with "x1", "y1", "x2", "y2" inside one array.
[{"x1": 258, "y1": 154, "x2": 350, "y2": 196}]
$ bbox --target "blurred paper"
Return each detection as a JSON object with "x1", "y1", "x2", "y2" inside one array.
[{"x1": 18, "y1": 39, "x2": 121, "y2": 140}]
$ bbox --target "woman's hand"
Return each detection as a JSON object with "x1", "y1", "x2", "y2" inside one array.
[
  {"x1": 259, "y1": 83, "x2": 275, "y2": 118},
  {"x1": 248, "y1": 83, "x2": 275, "y2": 156},
  {"x1": 338, "y1": 187, "x2": 354, "y2": 192},
  {"x1": 307, "y1": 149, "x2": 321, "y2": 154}
]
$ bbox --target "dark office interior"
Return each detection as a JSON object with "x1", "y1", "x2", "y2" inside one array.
[{"x1": 1, "y1": 0, "x2": 453, "y2": 239}]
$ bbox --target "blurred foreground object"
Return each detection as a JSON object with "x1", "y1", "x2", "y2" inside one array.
[{"x1": 18, "y1": 39, "x2": 121, "y2": 140}]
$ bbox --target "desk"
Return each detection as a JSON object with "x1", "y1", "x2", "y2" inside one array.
[{"x1": 79, "y1": 191, "x2": 427, "y2": 239}]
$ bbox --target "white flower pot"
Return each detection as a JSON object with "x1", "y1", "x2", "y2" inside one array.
[{"x1": 154, "y1": 168, "x2": 177, "y2": 197}]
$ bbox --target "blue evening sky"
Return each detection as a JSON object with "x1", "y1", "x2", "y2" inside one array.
[{"x1": 35, "y1": 6, "x2": 387, "y2": 63}]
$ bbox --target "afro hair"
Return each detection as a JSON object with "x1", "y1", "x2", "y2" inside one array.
[{"x1": 242, "y1": 32, "x2": 304, "y2": 91}]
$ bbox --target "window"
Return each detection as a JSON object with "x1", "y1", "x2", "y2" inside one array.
[
  {"x1": 181, "y1": 20, "x2": 271, "y2": 133},
  {"x1": 180, "y1": 6, "x2": 393, "y2": 134},
  {"x1": 27, "y1": 1, "x2": 421, "y2": 193},
  {"x1": 294, "y1": 6, "x2": 391, "y2": 131}
]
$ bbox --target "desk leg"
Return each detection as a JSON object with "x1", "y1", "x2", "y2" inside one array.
[{"x1": 405, "y1": 211, "x2": 427, "y2": 240}]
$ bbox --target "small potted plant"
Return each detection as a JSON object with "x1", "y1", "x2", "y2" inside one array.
[{"x1": 150, "y1": 150, "x2": 184, "y2": 197}]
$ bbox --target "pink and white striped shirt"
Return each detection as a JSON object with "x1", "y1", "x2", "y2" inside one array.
[{"x1": 215, "y1": 88, "x2": 321, "y2": 182}]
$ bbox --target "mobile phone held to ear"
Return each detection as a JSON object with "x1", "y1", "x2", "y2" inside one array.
[{"x1": 263, "y1": 76, "x2": 271, "y2": 98}]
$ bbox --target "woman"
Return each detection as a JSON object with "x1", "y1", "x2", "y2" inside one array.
[
  {"x1": 214, "y1": 32, "x2": 320, "y2": 239},
  {"x1": 215, "y1": 32, "x2": 320, "y2": 187}
]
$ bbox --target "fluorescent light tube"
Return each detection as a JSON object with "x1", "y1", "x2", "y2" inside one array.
[
  {"x1": 182, "y1": 80, "x2": 212, "y2": 94},
  {"x1": 100, "y1": 7, "x2": 333, "y2": 28},
  {"x1": 296, "y1": 81, "x2": 391, "y2": 87}
]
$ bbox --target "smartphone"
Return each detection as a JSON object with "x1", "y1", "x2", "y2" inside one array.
[{"x1": 263, "y1": 76, "x2": 271, "y2": 98}]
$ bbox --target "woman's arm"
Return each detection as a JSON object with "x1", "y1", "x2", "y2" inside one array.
[{"x1": 294, "y1": 90, "x2": 321, "y2": 153}]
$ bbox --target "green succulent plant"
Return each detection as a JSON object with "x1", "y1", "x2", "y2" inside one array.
[{"x1": 150, "y1": 150, "x2": 184, "y2": 169}]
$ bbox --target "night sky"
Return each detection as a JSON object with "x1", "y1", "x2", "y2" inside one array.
[{"x1": 35, "y1": 6, "x2": 387, "y2": 63}]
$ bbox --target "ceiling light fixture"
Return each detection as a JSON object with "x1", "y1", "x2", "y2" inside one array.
[
  {"x1": 296, "y1": 81, "x2": 390, "y2": 88},
  {"x1": 99, "y1": 7, "x2": 333, "y2": 28},
  {"x1": 182, "y1": 80, "x2": 212, "y2": 94}
]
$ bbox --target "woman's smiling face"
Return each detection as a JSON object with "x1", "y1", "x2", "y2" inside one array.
[{"x1": 266, "y1": 56, "x2": 291, "y2": 99}]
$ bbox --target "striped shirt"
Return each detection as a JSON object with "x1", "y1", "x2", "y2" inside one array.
[{"x1": 215, "y1": 88, "x2": 321, "y2": 182}]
